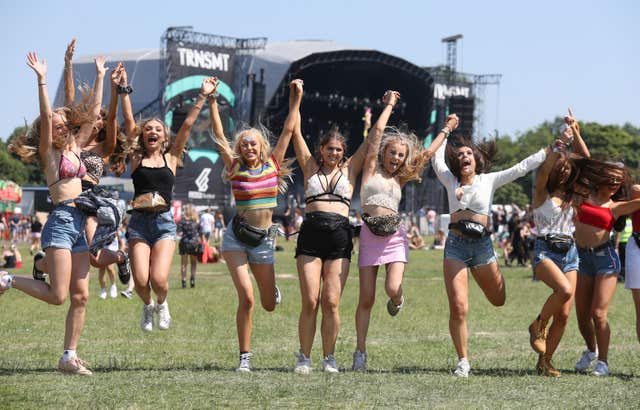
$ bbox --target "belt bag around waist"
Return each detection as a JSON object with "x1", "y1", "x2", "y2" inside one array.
[
  {"x1": 132, "y1": 192, "x2": 168, "y2": 212},
  {"x1": 544, "y1": 234, "x2": 573, "y2": 254},
  {"x1": 232, "y1": 215, "x2": 268, "y2": 247},
  {"x1": 362, "y1": 213, "x2": 401, "y2": 236},
  {"x1": 449, "y1": 220, "x2": 487, "y2": 239}
]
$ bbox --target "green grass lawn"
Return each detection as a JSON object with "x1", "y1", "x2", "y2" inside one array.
[{"x1": 1, "y1": 240, "x2": 639, "y2": 409}]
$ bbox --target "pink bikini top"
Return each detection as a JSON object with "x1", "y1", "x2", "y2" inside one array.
[{"x1": 49, "y1": 152, "x2": 86, "y2": 187}]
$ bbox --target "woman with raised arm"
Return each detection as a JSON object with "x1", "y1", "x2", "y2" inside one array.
[
  {"x1": 432, "y1": 116, "x2": 548, "y2": 377},
  {"x1": 352, "y1": 91, "x2": 448, "y2": 371},
  {"x1": 210, "y1": 78, "x2": 297, "y2": 372},
  {"x1": 125, "y1": 77, "x2": 215, "y2": 332},
  {"x1": 526, "y1": 110, "x2": 591, "y2": 377},
  {"x1": 44, "y1": 39, "x2": 131, "y2": 284},
  {"x1": 1, "y1": 52, "x2": 105, "y2": 375},
  {"x1": 291, "y1": 82, "x2": 373, "y2": 374},
  {"x1": 571, "y1": 151, "x2": 640, "y2": 376}
]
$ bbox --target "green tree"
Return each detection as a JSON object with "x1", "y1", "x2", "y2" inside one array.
[
  {"x1": 1, "y1": 126, "x2": 45, "y2": 186},
  {"x1": 493, "y1": 182, "x2": 530, "y2": 208}
]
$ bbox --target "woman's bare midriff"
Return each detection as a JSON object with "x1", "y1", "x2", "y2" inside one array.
[{"x1": 238, "y1": 208, "x2": 274, "y2": 229}]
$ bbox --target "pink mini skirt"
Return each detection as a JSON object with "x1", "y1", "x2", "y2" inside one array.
[{"x1": 358, "y1": 222, "x2": 408, "y2": 267}]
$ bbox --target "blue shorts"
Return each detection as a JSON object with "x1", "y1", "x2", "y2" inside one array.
[
  {"x1": 127, "y1": 209, "x2": 177, "y2": 246},
  {"x1": 532, "y1": 239, "x2": 579, "y2": 273},
  {"x1": 578, "y1": 241, "x2": 620, "y2": 276},
  {"x1": 444, "y1": 232, "x2": 496, "y2": 267},
  {"x1": 221, "y1": 219, "x2": 274, "y2": 264},
  {"x1": 41, "y1": 204, "x2": 88, "y2": 253}
]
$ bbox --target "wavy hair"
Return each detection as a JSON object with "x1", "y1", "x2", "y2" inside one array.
[
  {"x1": 378, "y1": 127, "x2": 428, "y2": 184},
  {"x1": 575, "y1": 157, "x2": 630, "y2": 201},
  {"x1": 314, "y1": 127, "x2": 349, "y2": 168},
  {"x1": 182, "y1": 203, "x2": 199, "y2": 222},
  {"x1": 445, "y1": 135, "x2": 497, "y2": 180},
  {"x1": 125, "y1": 118, "x2": 186, "y2": 167}
]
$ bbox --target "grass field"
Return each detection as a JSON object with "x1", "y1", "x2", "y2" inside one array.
[{"x1": 1, "y1": 239, "x2": 639, "y2": 409}]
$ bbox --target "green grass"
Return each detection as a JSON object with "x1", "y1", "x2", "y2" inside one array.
[{"x1": 1, "y1": 240, "x2": 640, "y2": 409}]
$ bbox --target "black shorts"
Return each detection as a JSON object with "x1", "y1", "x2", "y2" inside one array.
[{"x1": 295, "y1": 212, "x2": 352, "y2": 261}]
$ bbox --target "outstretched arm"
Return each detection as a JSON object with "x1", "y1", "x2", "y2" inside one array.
[
  {"x1": 103, "y1": 63, "x2": 123, "y2": 157},
  {"x1": 431, "y1": 118, "x2": 458, "y2": 188},
  {"x1": 272, "y1": 79, "x2": 303, "y2": 164},
  {"x1": 360, "y1": 91, "x2": 400, "y2": 182},
  {"x1": 208, "y1": 77, "x2": 234, "y2": 170},
  {"x1": 76, "y1": 56, "x2": 107, "y2": 145},
  {"x1": 117, "y1": 65, "x2": 137, "y2": 140},
  {"x1": 421, "y1": 114, "x2": 458, "y2": 163},
  {"x1": 171, "y1": 77, "x2": 214, "y2": 159},
  {"x1": 63, "y1": 38, "x2": 76, "y2": 106},
  {"x1": 27, "y1": 53, "x2": 52, "y2": 159},
  {"x1": 291, "y1": 91, "x2": 315, "y2": 178},
  {"x1": 565, "y1": 108, "x2": 590, "y2": 158}
]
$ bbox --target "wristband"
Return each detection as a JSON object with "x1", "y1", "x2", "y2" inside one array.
[
  {"x1": 117, "y1": 85, "x2": 133, "y2": 95},
  {"x1": 441, "y1": 126, "x2": 451, "y2": 137},
  {"x1": 38, "y1": 82, "x2": 46, "y2": 86}
]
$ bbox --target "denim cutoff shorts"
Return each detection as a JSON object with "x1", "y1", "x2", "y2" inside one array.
[
  {"x1": 127, "y1": 209, "x2": 177, "y2": 246},
  {"x1": 443, "y1": 231, "x2": 496, "y2": 267},
  {"x1": 532, "y1": 239, "x2": 579, "y2": 273},
  {"x1": 578, "y1": 241, "x2": 620, "y2": 276},
  {"x1": 220, "y1": 219, "x2": 274, "y2": 264},
  {"x1": 41, "y1": 204, "x2": 88, "y2": 253}
]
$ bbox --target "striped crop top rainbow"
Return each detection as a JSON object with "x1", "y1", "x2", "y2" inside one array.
[{"x1": 228, "y1": 155, "x2": 280, "y2": 210}]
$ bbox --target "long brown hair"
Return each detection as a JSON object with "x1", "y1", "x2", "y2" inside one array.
[
  {"x1": 576, "y1": 157, "x2": 630, "y2": 201},
  {"x1": 314, "y1": 127, "x2": 348, "y2": 167},
  {"x1": 444, "y1": 135, "x2": 497, "y2": 180}
]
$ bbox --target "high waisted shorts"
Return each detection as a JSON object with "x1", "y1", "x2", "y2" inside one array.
[
  {"x1": 578, "y1": 241, "x2": 620, "y2": 276},
  {"x1": 127, "y1": 209, "x2": 177, "y2": 247},
  {"x1": 532, "y1": 238, "x2": 579, "y2": 273},
  {"x1": 41, "y1": 204, "x2": 88, "y2": 253},
  {"x1": 359, "y1": 222, "x2": 408, "y2": 267},
  {"x1": 295, "y1": 212, "x2": 352, "y2": 261},
  {"x1": 443, "y1": 231, "x2": 496, "y2": 268}
]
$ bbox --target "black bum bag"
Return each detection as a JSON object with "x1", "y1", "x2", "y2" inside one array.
[{"x1": 232, "y1": 215, "x2": 268, "y2": 247}]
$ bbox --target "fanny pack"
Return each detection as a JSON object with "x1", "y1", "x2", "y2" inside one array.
[
  {"x1": 362, "y1": 213, "x2": 401, "y2": 237},
  {"x1": 449, "y1": 220, "x2": 489, "y2": 239},
  {"x1": 232, "y1": 215, "x2": 268, "y2": 247},
  {"x1": 542, "y1": 233, "x2": 573, "y2": 254},
  {"x1": 132, "y1": 192, "x2": 168, "y2": 212}
]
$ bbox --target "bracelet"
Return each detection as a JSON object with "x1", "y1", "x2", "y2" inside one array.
[
  {"x1": 441, "y1": 126, "x2": 451, "y2": 136},
  {"x1": 117, "y1": 85, "x2": 133, "y2": 95},
  {"x1": 207, "y1": 92, "x2": 219, "y2": 102},
  {"x1": 38, "y1": 82, "x2": 46, "y2": 86}
]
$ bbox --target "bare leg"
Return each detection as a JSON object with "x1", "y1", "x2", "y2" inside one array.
[
  {"x1": 297, "y1": 255, "x2": 322, "y2": 357},
  {"x1": 591, "y1": 274, "x2": 618, "y2": 363},
  {"x1": 130, "y1": 240, "x2": 152, "y2": 305},
  {"x1": 250, "y1": 262, "x2": 277, "y2": 312},
  {"x1": 355, "y1": 266, "x2": 378, "y2": 352},
  {"x1": 470, "y1": 261, "x2": 506, "y2": 307},
  {"x1": 384, "y1": 261, "x2": 405, "y2": 306},
  {"x1": 444, "y1": 258, "x2": 469, "y2": 359},
  {"x1": 535, "y1": 260, "x2": 574, "y2": 321},
  {"x1": 148, "y1": 239, "x2": 175, "y2": 304},
  {"x1": 12, "y1": 247, "x2": 72, "y2": 305},
  {"x1": 319, "y1": 258, "x2": 350, "y2": 357},
  {"x1": 575, "y1": 274, "x2": 597, "y2": 353},
  {"x1": 544, "y1": 270, "x2": 577, "y2": 359},
  {"x1": 224, "y1": 251, "x2": 254, "y2": 352},
  {"x1": 64, "y1": 251, "x2": 90, "y2": 350}
]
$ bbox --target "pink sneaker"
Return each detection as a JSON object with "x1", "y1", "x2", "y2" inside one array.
[{"x1": 58, "y1": 357, "x2": 93, "y2": 375}]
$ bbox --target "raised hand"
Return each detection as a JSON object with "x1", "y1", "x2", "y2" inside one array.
[
  {"x1": 290, "y1": 79, "x2": 303, "y2": 96},
  {"x1": 363, "y1": 107, "x2": 372, "y2": 129},
  {"x1": 564, "y1": 107, "x2": 580, "y2": 136},
  {"x1": 382, "y1": 90, "x2": 401, "y2": 107},
  {"x1": 445, "y1": 113, "x2": 460, "y2": 131},
  {"x1": 201, "y1": 76, "x2": 218, "y2": 96},
  {"x1": 65, "y1": 38, "x2": 76, "y2": 63},
  {"x1": 94, "y1": 56, "x2": 108, "y2": 77},
  {"x1": 26, "y1": 52, "x2": 47, "y2": 79},
  {"x1": 111, "y1": 62, "x2": 124, "y2": 86}
]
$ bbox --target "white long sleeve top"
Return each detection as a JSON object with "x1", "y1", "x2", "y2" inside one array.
[{"x1": 432, "y1": 140, "x2": 547, "y2": 216}]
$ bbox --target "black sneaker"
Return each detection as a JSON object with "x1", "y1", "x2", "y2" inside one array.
[
  {"x1": 181, "y1": 280, "x2": 187, "y2": 289},
  {"x1": 32, "y1": 251, "x2": 47, "y2": 281},
  {"x1": 116, "y1": 251, "x2": 131, "y2": 284},
  {"x1": 190, "y1": 277, "x2": 195, "y2": 288}
]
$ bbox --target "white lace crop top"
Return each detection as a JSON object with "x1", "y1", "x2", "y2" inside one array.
[
  {"x1": 305, "y1": 168, "x2": 353, "y2": 206},
  {"x1": 360, "y1": 172, "x2": 401, "y2": 212},
  {"x1": 533, "y1": 196, "x2": 575, "y2": 236},
  {"x1": 432, "y1": 138, "x2": 547, "y2": 216}
]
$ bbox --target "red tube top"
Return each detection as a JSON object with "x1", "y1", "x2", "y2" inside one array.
[{"x1": 577, "y1": 202, "x2": 614, "y2": 231}]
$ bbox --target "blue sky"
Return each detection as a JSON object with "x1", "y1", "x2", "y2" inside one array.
[{"x1": 0, "y1": 0, "x2": 637, "y2": 141}]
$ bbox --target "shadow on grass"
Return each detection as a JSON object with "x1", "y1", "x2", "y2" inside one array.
[{"x1": 1, "y1": 365, "x2": 636, "y2": 381}]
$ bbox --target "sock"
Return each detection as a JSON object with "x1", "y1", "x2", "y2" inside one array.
[{"x1": 62, "y1": 350, "x2": 77, "y2": 362}]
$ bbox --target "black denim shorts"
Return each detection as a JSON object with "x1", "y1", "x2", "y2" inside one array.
[{"x1": 295, "y1": 212, "x2": 353, "y2": 261}]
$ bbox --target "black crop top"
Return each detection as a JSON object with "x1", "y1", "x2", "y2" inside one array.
[{"x1": 131, "y1": 154, "x2": 175, "y2": 203}]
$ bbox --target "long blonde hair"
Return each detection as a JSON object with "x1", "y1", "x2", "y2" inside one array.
[
  {"x1": 378, "y1": 127, "x2": 428, "y2": 184},
  {"x1": 182, "y1": 203, "x2": 199, "y2": 222}
]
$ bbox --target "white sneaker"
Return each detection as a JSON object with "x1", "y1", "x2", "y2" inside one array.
[
  {"x1": 236, "y1": 352, "x2": 252, "y2": 372},
  {"x1": 322, "y1": 354, "x2": 339, "y2": 373},
  {"x1": 156, "y1": 301, "x2": 171, "y2": 330},
  {"x1": 454, "y1": 358, "x2": 470, "y2": 377},
  {"x1": 352, "y1": 350, "x2": 367, "y2": 372},
  {"x1": 575, "y1": 350, "x2": 598, "y2": 371},
  {"x1": 275, "y1": 285, "x2": 281, "y2": 305},
  {"x1": 99, "y1": 288, "x2": 107, "y2": 300},
  {"x1": 140, "y1": 302, "x2": 155, "y2": 332},
  {"x1": 109, "y1": 284, "x2": 118, "y2": 299},
  {"x1": 294, "y1": 351, "x2": 311, "y2": 374},
  {"x1": 592, "y1": 360, "x2": 609, "y2": 377}
]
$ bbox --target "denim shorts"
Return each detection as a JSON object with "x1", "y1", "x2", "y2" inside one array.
[
  {"x1": 41, "y1": 204, "x2": 88, "y2": 253},
  {"x1": 221, "y1": 219, "x2": 274, "y2": 264},
  {"x1": 532, "y1": 239, "x2": 579, "y2": 273},
  {"x1": 443, "y1": 232, "x2": 496, "y2": 267},
  {"x1": 127, "y1": 209, "x2": 177, "y2": 246},
  {"x1": 578, "y1": 241, "x2": 620, "y2": 276}
]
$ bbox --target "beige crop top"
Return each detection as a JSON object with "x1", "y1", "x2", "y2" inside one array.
[{"x1": 360, "y1": 173, "x2": 401, "y2": 212}]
